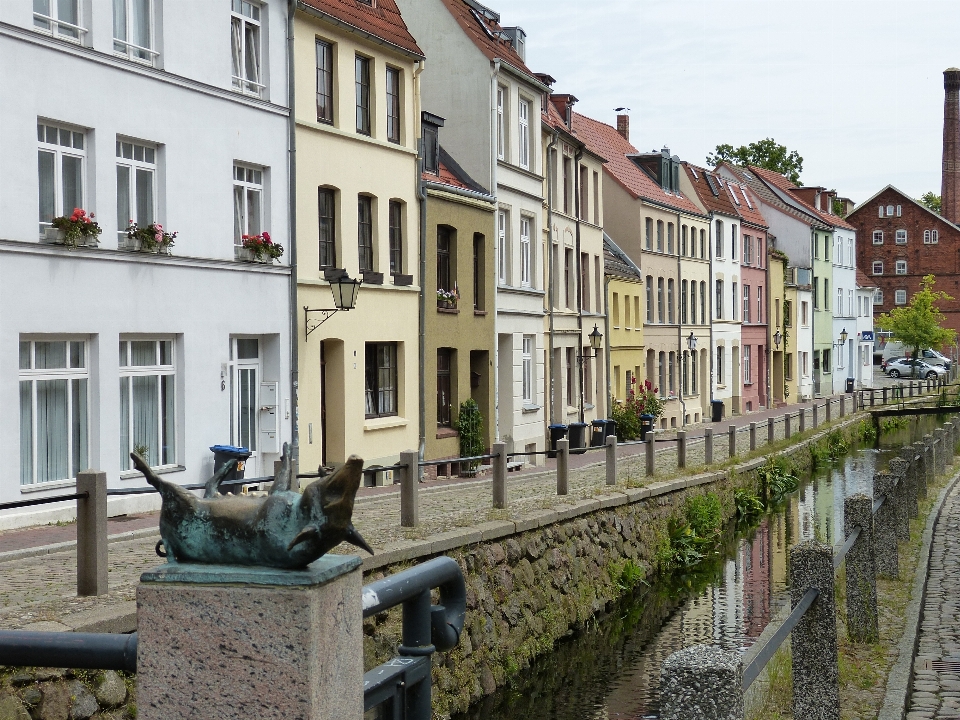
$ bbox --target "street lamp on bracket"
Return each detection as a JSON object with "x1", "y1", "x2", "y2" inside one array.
[{"x1": 303, "y1": 273, "x2": 362, "y2": 339}]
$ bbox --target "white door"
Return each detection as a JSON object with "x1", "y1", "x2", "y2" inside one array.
[{"x1": 232, "y1": 338, "x2": 260, "y2": 476}]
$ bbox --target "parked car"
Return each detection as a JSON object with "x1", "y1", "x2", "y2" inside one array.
[
  {"x1": 881, "y1": 356, "x2": 906, "y2": 372},
  {"x1": 885, "y1": 358, "x2": 947, "y2": 380},
  {"x1": 920, "y1": 348, "x2": 952, "y2": 370}
]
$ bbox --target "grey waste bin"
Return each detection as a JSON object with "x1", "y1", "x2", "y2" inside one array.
[
  {"x1": 568, "y1": 422, "x2": 588, "y2": 454},
  {"x1": 548, "y1": 424, "x2": 568, "y2": 458},
  {"x1": 711, "y1": 400, "x2": 725, "y2": 423},
  {"x1": 209, "y1": 445, "x2": 252, "y2": 495},
  {"x1": 590, "y1": 420, "x2": 607, "y2": 447}
]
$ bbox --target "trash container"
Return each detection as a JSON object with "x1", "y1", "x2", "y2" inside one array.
[
  {"x1": 590, "y1": 419, "x2": 607, "y2": 447},
  {"x1": 568, "y1": 422, "x2": 588, "y2": 454},
  {"x1": 209, "y1": 444, "x2": 252, "y2": 494},
  {"x1": 605, "y1": 419, "x2": 617, "y2": 441},
  {"x1": 639, "y1": 414, "x2": 655, "y2": 441},
  {"x1": 846, "y1": 377, "x2": 855, "y2": 393},
  {"x1": 548, "y1": 424, "x2": 568, "y2": 458},
  {"x1": 711, "y1": 400, "x2": 725, "y2": 423}
]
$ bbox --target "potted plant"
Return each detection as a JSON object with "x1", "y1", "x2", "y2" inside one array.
[
  {"x1": 240, "y1": 232, "x2": 284, "y2": 263},
  {"x1": 437, "y1": 285, "x2": 459, "y2": 309},
  {"x1": 125, "y1": 221, "x2": 177, "y2": 254},
  {"x1": 45, "y1": 208, "x2": 102, "y2": 248}
]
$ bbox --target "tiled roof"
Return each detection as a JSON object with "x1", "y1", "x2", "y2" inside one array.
[
  {"x1": 856, "y1": 269, "x2": 876, "y2": 289},
  {"x1": 423, "y1": 147, "x2": 490, "y2": 195},
  {"x1": 748, "y1": 165, "x2": 855, "y2": 232},
  {"x1": 571, "y1": 112, "x2": 703, "y2": 215},
  {"x1": 722, "y1": 163, "x2": 833, "y2": 232},
  {"x1": 437, "y1": 0, "x2": 536, "y2": 81},
  {"x1": 298, "y1": 0, "x2": 424, "y2": 58},
  {"x1": 543, "y1": 101, "x2": 569, "y2": 133},
  {"x1": 603, "y1": 233, "x2": 642, "y2": 281},
  {"x1": 683, "y1": 163, "x2": 767, "y2": 229}
]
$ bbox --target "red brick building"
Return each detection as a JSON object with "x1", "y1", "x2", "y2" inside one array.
[{"x1": 848, "y1": 185, "x2": 960, "y2": 335}]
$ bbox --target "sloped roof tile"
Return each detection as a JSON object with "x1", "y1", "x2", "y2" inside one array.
[
  {"x1": 437, "y1": 0, "x2": 537, "y2": 82},
  {"x1": 299, "y1": 0, "x2": 424, "y2": 58},
  {"x1": 748, "y1": 165, "x2": 855, "y2": 232}
]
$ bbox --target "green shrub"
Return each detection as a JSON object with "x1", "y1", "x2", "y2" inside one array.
[
  {"x1": 758, "y1": 456, "x2": 798, "y2": 504},
  {"x1": 455, "y1": 399, "x2": 484, "y2": 471},
  {"x1": 735, "y1": 489, "x2": 764, "y2": 524}
]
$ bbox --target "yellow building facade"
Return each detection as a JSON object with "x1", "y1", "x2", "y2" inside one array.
[
  {"x1": 293, "y1": 2, "x2": 424, "y2": 472},
  {"x1": 604, "y1": 235, "x2": 645, "y2": 404},
  {"x1": 768, "y1": 251, "x2": 787, "y2": 406}
]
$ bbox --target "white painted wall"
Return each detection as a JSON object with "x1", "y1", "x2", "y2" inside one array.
[
  {"x1": 832, "y1": 229, "x2": 858, "y2": 393},
  {"x1": 711, "y1": 213, "x2": 741, "y2": 411}
]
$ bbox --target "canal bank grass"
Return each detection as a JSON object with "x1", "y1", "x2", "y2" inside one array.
[{"x1": 745, "y1": 463, "x2": 954, "y2": 720}]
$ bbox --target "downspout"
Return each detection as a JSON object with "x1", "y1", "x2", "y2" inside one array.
[
  {"x1": 604, "y1": 274, "x2": 612, "y2": 415},
  {"x1": 574, "y1": 148, "x2": 584, "y2": 424},
  {"x1": 708, "y1": 213, "x2": 715, "y2": 409},
  {"x1": 490, "y1": 60, "x2": 501, "y2": 442},
  {"x1": 415, "y1": 60, "x2": 426, "y2": 466},
  {"x1": 547, "y1": 129, "x2": 560, "y2": 425},
  {"x1": 677, "y1": 209, "x2": 686, "y2": 426},
  {"x1": 286, "y1": 0, "x2": 299, "y2": 464}
]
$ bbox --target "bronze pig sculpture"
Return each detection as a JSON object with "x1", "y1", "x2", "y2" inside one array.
[{"x1": 132, "y1": 444, "x2": 372, "y2": 569}]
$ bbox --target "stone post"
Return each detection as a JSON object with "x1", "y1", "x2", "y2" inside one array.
[
  {"x1": 898, "y1": 445, "x2": 919, "y2": 520},
  {"x1": 785, "y1": 413, "x2": 792, "y2": 439},
  {"x1": 400, "y1": 450, "x2": 419, "y2": 527},
  {"x1": 944, "y1": 423, "x2": 956, "y2": 463},
  {"x1": 873, "y1": 472, "x2": 899, "y2": 579},
  {"x1": 76, "y1": 470, "x2": 108, "y2": 597},
  {"x1": 790, "y1": 541, "x2": 839, "y2": 720},
  {"x1": 660, "y1": 645, "x2": 744, "y2": 720},
  {"x1": 933, "y1": 430, "x2": 946, "y2": 476},
  {"x1": 887, "y1": 458, "x2": 911, "y2": 542},
  {"x1": 678, "y1": 430, "x2": 687, "y2": 469},
  {"x1": 909, "y1": 381, "x2": 915, "y2": 398},
  {"x1": 704, "y1": 428, "x2": 714, "y2": 465},
  {"x1": 924, "y1": 434, "x2": 937, "y2": 479},
  {"x1": 826, "y1": 399, "x2": 832, "y2": 423},
  {"x1": 768, "y1": 416, "x2": 775, "y2": 444},
  {"x1": 728, "y1": 424, "x2": 737, "y2": 459},
  {"x1": 137, "y1": 557, "x2": 363, "y2": 720},
  {"x1": 605, "y1": 435, "x2": 617, "y2": 486},
  {"x1": 870, "y1": 389, "x2": 875, "y2": 407},
  {"x1": 882, "y1": 387, "x2": 888, "y2": 405},
  {"x1": 813, "y1": 403, "x2": 819, "y2": 429},
  {"x1": 492, "y1": 442, "x2": 507, "y2": 509},
  {"x1": 840, "y1": 396, "x2": 846, "y2": 417},
  {"x1": 799, "y1": 408, "x2": 806, "y2": 434},
  {"x1": 557, "y1": 439, "x2": 569, "y2": 495},
  {"x1": 843, "y1": 494, "x2": 878, "y2": 643},
  {"x1": 749, "y1": 422, "x2": 757, "y2": 452},
  {"x1": 646, "y1": 432, "x2": 656, "y2": 477},
  {"x1": 913, "y1": 441, "x2": 929, "y2": 498}
]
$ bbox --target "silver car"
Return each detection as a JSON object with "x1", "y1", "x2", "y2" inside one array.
[{"x1": 885, "y1": 358, "x2": 947, "y2": 380}]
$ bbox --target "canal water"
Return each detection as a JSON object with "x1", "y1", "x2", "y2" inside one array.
[{"x1": 452, "y1": 417, "x2": 937, "y2": 720}]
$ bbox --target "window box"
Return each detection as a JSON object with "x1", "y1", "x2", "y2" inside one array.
[
  {"x1": 361, "y1": 271, "x2": 383, "y2": 285},
  {"x1": 119, "y1": 235, "x2": 171, "y2": 254},
  {"x1": 437, "y1": 298, "x2": 458, "y2": 311},
  {"x1": 235, "y1": 246, "x2": 269, "y2": 263},
  {"x1": 392, "y1": 273, "x2": 414, "y2": 286},
  {"x1": 323, "y1": 267, "x2": 347, "y2": 282},
  {"x1": 41, "y1": 227, "x2": 98, "y2": 248}
]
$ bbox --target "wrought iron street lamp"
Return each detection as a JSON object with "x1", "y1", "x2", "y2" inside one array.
[
  {"x1": 687, "y1": 332, "x2": 697, "y2": 352},
  {"x1": 840, "y1": 328, "x2": 848, "y2": 345},
  {"x1": 588, "y1": 324, "x2": 603, "y2": 352},
  {"x1": 774, "y1": 329, "x2": 782, "y2": 349},
  {"x1": 304, "y1": 273, "x2": 362, "y2": 339}
]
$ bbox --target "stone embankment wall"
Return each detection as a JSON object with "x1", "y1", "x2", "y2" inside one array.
[
  {"x1": 362, "y1": 418, "x2": 866, "y2": 717},
  {"x1": 0, "y1": 668, "x2": 134, "y2": 720}
]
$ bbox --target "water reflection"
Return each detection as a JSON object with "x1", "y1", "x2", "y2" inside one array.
[{"x1": 453, "y1": 417, "x2": 937, "y2": 720}]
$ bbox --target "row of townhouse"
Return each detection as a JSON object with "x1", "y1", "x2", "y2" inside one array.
[{"x1": 0, "y1": 0, "x2": 876, "y2": 519}]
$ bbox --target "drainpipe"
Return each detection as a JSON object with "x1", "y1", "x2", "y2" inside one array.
[
  {"x1": 708, "y1": 213, "x2": 715, "y2": 409},
  {"x1": 415, "y1": 61, "x2": 426, "y2": 466},
  {"x1": 575, "y1": 148, "x2": 585, "y2": 424},
  {"x1": 547, "y1": 129, "x2": 560, "y2": 425},
  {"x1": 604, "y1": 273, "x2": 612, "y2": 417},
  {"x1": 765, "y1": 236, "x2": 772, "y2": 407},
  {"x1": 490, "y1": 60, "x2": 501, "y2": 443},
  {"x1": 677, "y1": 209, "x2": 686, "y2": 426},
  {"x1": 286, "y1": 0, "x2": 299, "y2": 463}
]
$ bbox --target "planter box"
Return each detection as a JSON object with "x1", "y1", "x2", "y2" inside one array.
[
  {"x1": 41, "y1": 227, "x2": 98, "y2": 248},
  {"x1": 323, "y1": 267, "x2": 347, "y2": 281},
  {"x1": 119, "y1": 236, "x2": 141, "y2": 252},
  {"x1": 437, "y1": 299, "x2": 458, "y2": 310},
  {"x1": 361, "y1": 271, "x2": 384, "y2": 285},
  {"x1": 235, "y1": 246, "x2": 270, "y2": 263},
  {"x1": 392, "y1": 273, "x2": 414, "y2": 286}
]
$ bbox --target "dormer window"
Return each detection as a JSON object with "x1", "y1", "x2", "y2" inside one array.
[{"x1": 420, "y1": 111, "x2": 444, "y2": 176}]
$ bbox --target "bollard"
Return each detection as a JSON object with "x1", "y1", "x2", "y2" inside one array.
[
  {"x1": 400, "y1": 450, "x2": 420, "y2": 527},
  {"x1": 557, "y1": 439, "x2": 569, "y2": 495},
  {"x1": 660, "y1": 645, "x2": 744, "y2": 720},
  {"x1": 768, "y1": 416, "x2": 775, "y2": 444},
  {"x1": 944, "y1": 422, "x2": 956, "y2": 464},
  {"x1": 728, "y1": 424, "x2": 737, "y2": 459},
  {"x1": 605, "y1": 435, "x2": 617, "y2": 486},
  {"x1": 888, "y1": 458, "x2": 911, "y2": 542},
  {"x1": 883, "y1": 387, "x2": 888, "y2": 405},
  {"x1": 843, "y1": 494, "x2": 879, "y2": 643},
  {"x1": 749, "y1": 422, "x2": 757, "y2": 452},
  {"x1": 909, "y1": 381, "x2": 914, "y2": 398},
  {"x1": 870, "y1": 389, "x2": 876, "y2": 407},
  {"x1": 678, "y1": 430, "x2": 687, "y2": 469},
  {"x1": 799, "y1": 408, "x2": 806, "y2": 433},
  {"x1": 492, "y1": 442, "x2": 507, "y2": 509},
  {"x1": 933, "y1": 431, "x2": 945, "y2": 476},
  {"x1": 873, "y1": 472, "x2": 899, "y2": 579},
  {"x1": 813, "y1": 403, "x2": 819, "y2": 429},
  {"x1": 790, "y1": 541, "x2": 839, "y2": 720},
  {"x1": 840, "y1": 395, "x2": 846, "y2": 417},
  {"x1": 826, "y1": 399, "x2": 832, "y2": 423},
  {"x1": 76, "y1": 470, "x2": 108, "y2": 597},
  {"x1": 704, "y1": 428, "x2": 714, "y2": 465},
  {"x1": 785, "y1": 413, "x2": 792, "y2": 439},
  {"x1": 646, "y1": 432, "x2": 656, "y2": 477},
  {"x1": 913, "y1": 441, "x2": 929, "y2": 498},
  {"x1": 924, "y1": 434, "x2": 938, "y2": 480},
  {"x1": 898, "y1": 445, "x2": 919, "y2": 520}
]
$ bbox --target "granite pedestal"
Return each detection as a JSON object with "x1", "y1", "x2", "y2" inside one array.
[{"x1": 137, "y1": 556, "x2": 362, "y2": 720}]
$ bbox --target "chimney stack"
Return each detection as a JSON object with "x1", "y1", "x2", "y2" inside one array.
[
  {"x1": 617, "y1": 113, "x2": 629, "y2": 141},
  {"x1": 942, "y1": 68, "x2": 960, "y2": 223}
]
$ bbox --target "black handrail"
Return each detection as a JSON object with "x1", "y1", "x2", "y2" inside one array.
[
  {"x1": 0, "y1": 492, "x2": 88, "y2": 512},
  {"x1": 0, "y1": 630, "x2": 137, "y2": 672}
]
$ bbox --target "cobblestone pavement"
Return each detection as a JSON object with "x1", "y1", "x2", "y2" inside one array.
[{"x1": 907, "y1": 482, "x2": 960, "y2": 719}]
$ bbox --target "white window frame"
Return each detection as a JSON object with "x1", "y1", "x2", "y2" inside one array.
[
  {"x1": 743, "y1": 345, "x2": 751, "y2": 385},
  {"x1": 519, "y1": 216, "x2": 531, "y2": 287},
  {"x1": 874, "y1": 289, "x2": 883, "y2": 305},
  {"x1": 496, "y1": 86, "x2": 506, "y2": 161},
  {"x1": 116, "y1": 138, "x2": 157, "y2": 245},
  {"x1": 113, "y1": 0, "x2": 158, "y2": 64},
  {"x1": 518, "y1": 98, "x2": 530, "y2": 170},
  {"x1": 847, "y1": 238, "x2": 853, "y2": 266},
  {"x1": 19, "y1": 339, "x2": 89, "y2": 486},
  {"x1": 33, "y1": 0, "x2": 85, "y2": 42},
  {"x1": 119, "y1": 338, "x2": 177, "y2": 471},
  {"x1": 895, "y1": 289, "x2": 907, "y2": 305},
  {"x1": 521, "y1": 335, "x2": 533, "y2": 403},
  {"x1": 498, "y1": 209, "x2": 508, "y2": 284},
  {"x1": 896, "y1": 260, "x2": 907, "y2": 275},
  {"x1": 233, "y1": 164, "x2": 264, "y2": 248},
  {"x1": 837, "y1": 288, "x2": 843, "y2": 315},
  {"x1": 886, "y1": 205, "x2": 894, "y2": 217},
  {"x1": 895, "y1": 229, "x2": 907, "y2": 244},
  {"x1": 37, "y1": 121, "x2": 86, "y2": 236},
  {"x1": 873, "y1": 230, "x2": 883, "y2": 245},
  {"x1": 873, "y1": 261, "x2": 883, "y2": 275},
  {"x1": 231, "y1": 0, "x2": 265, "y2": 97}
]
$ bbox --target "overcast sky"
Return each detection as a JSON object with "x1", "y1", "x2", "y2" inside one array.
[{"x1": 497, "y1": 0, "x2": 960, "y2": 204}]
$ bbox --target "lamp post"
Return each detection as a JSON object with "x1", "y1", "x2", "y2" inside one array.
[
  {"x1": 687, "y1": 332, "x2": 697, "y2": 352},
  {"x1": 303, "y1": 274, "x2": 362, "y2": 339},
  {"x1": 578, "y1": 325, "x2": 604, "y2": 423},
  {"x1": 774, "y1": 329, "x2": 782, "y2": 349}
]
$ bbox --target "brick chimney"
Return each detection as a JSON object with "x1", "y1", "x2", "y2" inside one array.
[
  {"x1": 617, "y1": 113, "x2": 629, "y2": 141},
  {"x1": 942, "y1": 68, "x2": 960, "y2": 224}
]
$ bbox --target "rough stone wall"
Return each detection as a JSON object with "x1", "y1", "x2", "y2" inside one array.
[{"x1": 0, "y1": 668, "x2": 134, "y2": 720}]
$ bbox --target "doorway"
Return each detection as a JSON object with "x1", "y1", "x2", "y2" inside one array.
[{"x1": 231, "y1": 337, "x2": 260, "y2": 476}]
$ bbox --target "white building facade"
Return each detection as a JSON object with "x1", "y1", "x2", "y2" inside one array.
[
  {"x1": 832, "y1": 225, "x2": 858, "y2": 394},
  {"x1": 0, "y1": 1, "x2": 292, "y2": 521},
  {"x1": 710, "y1": 212, "x2": 742, "y2": 417}
]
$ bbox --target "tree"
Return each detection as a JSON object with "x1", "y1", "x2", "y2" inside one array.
[
  {"x1": 706, "y1": 138, "x2": 804, "y2": 185},
  {"x1": 875, "y1": 275, "x2": 957, "y2": 377},
  {"x1": 832, "y1": 198, "x2": 846, "y2": 218},
  {"x1": 919, "y1": 191, "x2": 942, "y2": 214}
]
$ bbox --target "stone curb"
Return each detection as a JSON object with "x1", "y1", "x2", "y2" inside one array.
[
  {"x1": 0, "y1": 526, "x2": 159, "y2": 565},
  {"x1": 877, "y1": 460, "x2": 960, "y2": 720}
]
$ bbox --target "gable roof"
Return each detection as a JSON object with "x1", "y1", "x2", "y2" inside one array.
[
  {"x1": 423, "y1": 146, "x2": 490, "y2": 195},
  {"x1": 437, "y1": 0, "x2": 544, "y2": 88},
  {"x1": 571, "y1": 112, "x2": 704, "y2": 216},
  {"x1": 683, "y1": 162, "x2": 768, "y2": 229},
  {"x1": 856, "y1": 269, "x2": 876, "y2": 290},
  {"x1": 298, "y1": 0, "x2": 424, "y2": 58},
  {"x1": 721, "y1": 163, "x2": 833, "y2": 232},
  {"x1": 748, "y1": 165, "x2": 855, "y2": 232},
  {"x1": 848, "y1": 184, "x2": 960, "y2": 231},
  {"x1": 603, "y1": 232, "x2": 643, "y2": 281}
]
